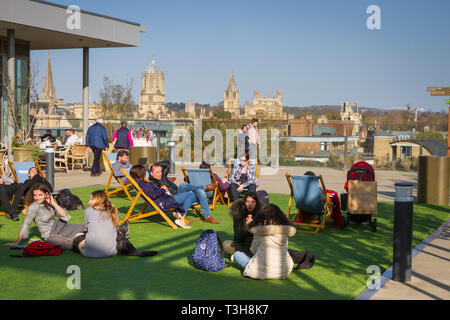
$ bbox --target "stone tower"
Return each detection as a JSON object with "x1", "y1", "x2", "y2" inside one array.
[
  {"x1": 224, "y1": 71, "x2": 240, "y2": 117},
  {"x1": 139, "y1": 57, "x2": 167, "y2": 118}
]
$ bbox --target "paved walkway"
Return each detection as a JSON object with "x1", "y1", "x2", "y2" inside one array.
[{"x1": 361, "y1": 219, "x2": 450, "y2": 300}]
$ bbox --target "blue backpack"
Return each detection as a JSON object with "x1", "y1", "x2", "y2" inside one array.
[{"x1": 192, "y1": 229, "x2": 226, "y2": 272}]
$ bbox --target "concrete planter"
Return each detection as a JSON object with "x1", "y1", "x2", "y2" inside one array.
[{"x1": 12, "y1": 147, "x2": 35, "y2": 162}]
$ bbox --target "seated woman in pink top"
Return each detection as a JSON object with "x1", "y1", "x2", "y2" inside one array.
[{"x1": 112, "y1": 121, "x2": 134, "y2": 150}]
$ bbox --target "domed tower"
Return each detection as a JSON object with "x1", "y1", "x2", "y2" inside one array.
[{"x1": 139, "y1": 57, "x2": 166, "y2": 118}]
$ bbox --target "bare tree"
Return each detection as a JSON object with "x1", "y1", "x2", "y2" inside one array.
[{"x1": 99, "y1": 76, "x2": 136, "y2": 137}]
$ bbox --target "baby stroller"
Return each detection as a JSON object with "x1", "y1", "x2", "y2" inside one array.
[{"x1": 340, "y1": 161, "x2": 378, "y2": 232}]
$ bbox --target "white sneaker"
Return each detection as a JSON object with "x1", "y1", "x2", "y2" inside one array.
[
  {"x1": 230, "y1": 254, "x2": 235, "y2": 262},
  {"x1": 175, "y1": 219, "x2": 191, "y2": 229}
]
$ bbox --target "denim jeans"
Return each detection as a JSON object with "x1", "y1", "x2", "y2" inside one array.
[
  {"x1": 172, "y1": 191, "x2": 196, "y2": 216},
  {"x1": 234, "y1": 251, "x2": 251, "y2": 269},
  {"x1": 229, "y1": 183, "x2": 256, "y2": 202},
  {"x1": 177, "y1": 182, "x2": 211, "y2": 218}
]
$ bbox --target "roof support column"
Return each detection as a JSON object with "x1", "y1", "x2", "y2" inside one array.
[
  {"x1": 82, "y1": 47, "x2": 89, "y2": 145},
  {"x1": 6, "y1": 29, "x2": 15, "y2": 150}
]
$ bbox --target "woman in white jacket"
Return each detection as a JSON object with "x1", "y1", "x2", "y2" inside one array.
[{"x1": 232, "y1": 204, "x2": 297, "y2": 280}]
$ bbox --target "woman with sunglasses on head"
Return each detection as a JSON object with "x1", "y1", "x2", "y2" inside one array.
[{"x1": 228, "y1": 152, "x2": 257, "y2": 203}]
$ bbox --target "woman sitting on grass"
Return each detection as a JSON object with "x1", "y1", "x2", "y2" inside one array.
[
  {"x1": 4, "y1": 183, "x2": 85, "y2": 249},
  {"x1": 72, "y1": 190, "x2": 158, "y2": 258},
  {"x1": 223, "y1": 192, "x2": 263, "y2": 257},
  {"x1": 73, "y1": 190, "x2": 119, "y2": 258},
  {"x1": 232, "y1": 204, "x2": 296, "y2": 280},
  {"x1": 130, "y1": 165, "x2": 196, "y2": 229}
]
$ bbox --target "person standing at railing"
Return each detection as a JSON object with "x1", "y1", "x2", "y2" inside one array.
[{"x1": 247, "y1": 118, "x2": 260, "y2": 160}]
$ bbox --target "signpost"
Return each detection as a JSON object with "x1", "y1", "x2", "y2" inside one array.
[{"x1": 427, "y1": 87, "x2": 450, "y2": 156}]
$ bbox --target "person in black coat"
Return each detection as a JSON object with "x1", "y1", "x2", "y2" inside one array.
[{"x1": 0, "y1": 167, "x2": 52, "y2": 221}]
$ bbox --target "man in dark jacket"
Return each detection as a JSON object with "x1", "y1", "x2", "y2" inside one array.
[
  {"x1": 148, "y1": 162, "x2": 220, "y2": 224},
  {"x1": 0, "y1": 167, "x2": 52, "y2": 221},
  {"x1": 86, "y1": 118, "x2": 109, "y2": 177}
]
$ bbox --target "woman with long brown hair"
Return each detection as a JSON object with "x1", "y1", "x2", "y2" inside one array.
[
  {"x1": 75, "y1": 190, "x2": 119, "y2": 258},
  {"x1": 4, "y1": 183, "x2": 85, "y2": 249}
]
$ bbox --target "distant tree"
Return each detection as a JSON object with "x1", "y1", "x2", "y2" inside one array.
[
  {"x1": 99, "y1": 76, "x2": 135, "y2": 137},
  {"x1": 215, "y1": 109, "x2": 232, "y2": 119}
]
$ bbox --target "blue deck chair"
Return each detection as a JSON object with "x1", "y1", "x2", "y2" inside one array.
[
  {"x1": 181, "y1": 168, "x2": 225, "y2": 210},
  {"x1": 225, "y1": 158, "x2": 259, "y2": 179},
  {"x1": 285, "y1": 173, "x2": 333, "y2": 234},
  {"x1": 224, "y1": 158, "x2": 258, "y2": 206},
  {"x1": 1, "y1": 160, "x2": 56, "y2": 217}
]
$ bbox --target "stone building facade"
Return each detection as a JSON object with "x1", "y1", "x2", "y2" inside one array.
[{"x1": 244, "y1": 90, "x2": 287, "y2": 120}]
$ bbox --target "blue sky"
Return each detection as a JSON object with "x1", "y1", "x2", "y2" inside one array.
[{"x1": 31, "y1": 0, "x2": 450, "y2": 112}]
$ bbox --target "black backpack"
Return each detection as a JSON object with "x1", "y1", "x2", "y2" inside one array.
[{"x1": 56, "y1": 189, "x2": 84, "y2": 211}]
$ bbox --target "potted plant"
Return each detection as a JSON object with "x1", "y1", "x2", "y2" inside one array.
[{"x1": 132, "y1": 126, "x2": 154, "y2": 146}]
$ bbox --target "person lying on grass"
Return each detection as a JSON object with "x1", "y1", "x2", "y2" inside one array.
[
  {"x1": 72, "y1": 190, "x2": 158, "y2": 258},
  {"x1": 4, "y1": 183, "x2": 85, "y2": 249},
  {"x1": 130, "y1": 165, "x2": 196, "y2": 229},
  {"x1": 231, "y1": 204, "x2": 296, "y2": 280}
]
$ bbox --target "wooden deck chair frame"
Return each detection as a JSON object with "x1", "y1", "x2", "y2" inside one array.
[
  {"x1": 2, "y1": 161, "x2": 55, "y2": 217},
  {"x1": 8, "y1": 160, "x2": 46, "y2": 183},
  {"x1": 181, "y1": 167, "x2": 226, "y2": 211},
  {"x1": 119, "y1": 168, "x2": 179, "y2": 228},
  {"x1": 103, "y1": 152, "x2": 134, "y2": 202},
  {"x1": 285, "y1": 173, "x2": 333, "y2": 234},
  {"x1": 224, "y1": 158, "x2": 258, "y2": 206}
]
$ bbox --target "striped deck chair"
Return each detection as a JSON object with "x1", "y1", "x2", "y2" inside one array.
[
  {"x1": 103, "y1": 152, "x2": 134, "y2": 202},
  {"x1": 286, "y1": 173, "x2": 333, "y2": 234},
  {"x1": 181, "y1": 168, "x2": 225, "y2": 210}
]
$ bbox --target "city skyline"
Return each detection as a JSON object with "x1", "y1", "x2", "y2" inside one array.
[{"x1": 30, "y1": 0, "x2": 450, "y2": 112}]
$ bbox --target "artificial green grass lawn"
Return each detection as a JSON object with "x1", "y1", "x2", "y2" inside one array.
[{"x1": 0, "y1": 186, "x2": 448, "y2": 300}]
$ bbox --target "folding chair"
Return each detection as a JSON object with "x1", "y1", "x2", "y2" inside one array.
[
  {"x1": 119, "y1": 168, "x2": 204, "y2": 228},
  {"x1": 225, "y1": 158, "x2": 258, "y2": 206},
  {"x1": 2, "y1": 161, "x2": 55, "y2": 217},
  {"x1": 285, "y1": 173, "x2": 333, "y2": 234},
  {"x1": 181, "y1": 168, "x2": 225, "y2": 211},
  {"x1": 9, "y1": 160, "x2": 45, "y2": 183},
  {"x1": 225, "y1": 158, "x2": 259, "y2": 179},
  {"x1": 103, "y1": 151, "x2": 134, "y2": 202}
]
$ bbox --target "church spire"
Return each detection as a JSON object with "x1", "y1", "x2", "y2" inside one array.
[
  {"x1": 41, "y1": 51, "x2": 56, "y2": 101},
  {"x1": 227, "y1": 71, "x2": 237, "y2": 92}
]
